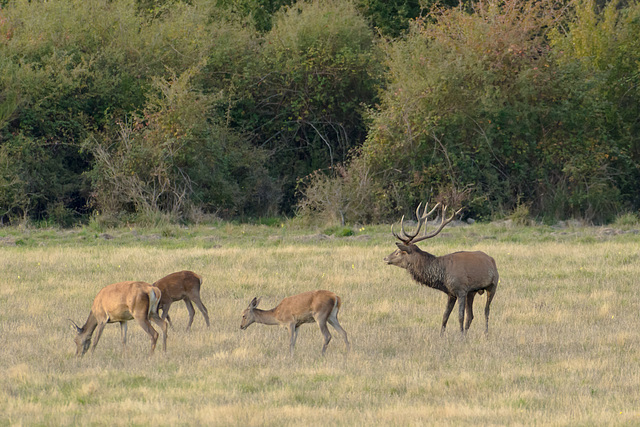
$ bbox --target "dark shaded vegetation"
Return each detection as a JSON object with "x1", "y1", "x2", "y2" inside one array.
[{"x1": 0, "y1": 0, "x2": 639, "y2": 226}]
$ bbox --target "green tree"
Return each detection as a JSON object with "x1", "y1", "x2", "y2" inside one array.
[
  {"x1": 301, "y1": 0, "x2": 630, "y2": 223},
  {"x1": 229, "y1": 0, "x2": 382, "y2": 212},
  {"x1": 550, "y1": 0, "x2": 640, "y2": 212}
]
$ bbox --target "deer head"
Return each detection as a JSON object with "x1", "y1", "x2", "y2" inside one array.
[
  {"x1": 69, "y1": 319, "x2": 91, "y2": 357},
  {"x1": 240, "y1": 297, "x2": 261, "y2": 330}
]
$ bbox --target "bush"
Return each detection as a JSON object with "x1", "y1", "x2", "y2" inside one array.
[
  {"x1": 85, "y1": 67, "x2": 277, "y2": 221},
  {"x1": 350, "y1": 0, "x2": 632, "y2": 223},
  {"x1": 296, "y1": 154, "x2": 381, "y2": 225}
]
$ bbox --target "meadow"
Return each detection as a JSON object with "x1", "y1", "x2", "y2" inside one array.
[{"x1": 0, "y1": 221, "x2": 639, "y2": 426}]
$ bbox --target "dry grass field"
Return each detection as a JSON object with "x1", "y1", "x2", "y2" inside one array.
[{"x1": 0, "y1": 221, "x2": 639, "y2": 426}]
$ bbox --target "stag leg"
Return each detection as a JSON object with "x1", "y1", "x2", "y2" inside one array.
[
  {"x1": 191, "y1": 296, "x2": 210, "y2": 328},
  {"x1": 484, "y1": 284, "x2": 497, "y2": 336},
  {"x1": 441, "y1": 295, "x2": 457, "y2": 336},
  {"x1": 328, "y1": 316, "x2": 350, "y2": 353},
  {"x1": 149, "y1": 312, "x2": 168, "y2": 352},
  {"x1": 91, "y1": 322, "x2": 107, "y2": 354},
  {"x1": 184, "y1": 298, "x2": 196, "y2": 331},
  {"x1": 119, "y1": 322, "x2": 128, "y2": 354},
  {"x1": 465, "y1": 292, "x2": 476, "y2": 331},
  {"x1": 457, "y1": 293, "x2": 467, "y2": 335}
]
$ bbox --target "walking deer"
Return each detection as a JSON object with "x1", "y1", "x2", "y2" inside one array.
[
  {"x1": 153, "y1": 271, "x2": 210, "y2": 331},
  {"x1": 70, "y1": 281, "x2": 168, "y2": 357},
  {"x1": 240, "y1": 290, "x2": 350, "y2": 356},
  {"x1": 384, "y1": 203, "x2": 499, "y2": 336}
]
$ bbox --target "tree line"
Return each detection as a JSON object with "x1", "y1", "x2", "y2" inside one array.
[{"x1": 0, "y1": 0, "x2": 638, "y2": 226}]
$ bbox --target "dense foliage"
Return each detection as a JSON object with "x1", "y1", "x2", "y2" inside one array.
[{"x1": 0, "y1": 0, "x2": 638, "y2": 225}]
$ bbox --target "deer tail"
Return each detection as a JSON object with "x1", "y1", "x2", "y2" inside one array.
[{"x1": 148, "y1": 286, "x2": 161, "y2": 316}]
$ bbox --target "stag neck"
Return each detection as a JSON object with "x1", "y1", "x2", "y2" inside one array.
[{"x1": 406, "y1": 253, "x2": 447, "y2": 292}]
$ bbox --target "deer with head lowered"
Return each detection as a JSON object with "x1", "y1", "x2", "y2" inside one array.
[
  {"x1": 153, "y1": 270, "x2": 210, "y2": 331},
  {"x1": 240, "y1": 290, "x2": 350, "y2": 356},
  {"x1": 384, "y1": 203, "x2": 499, "y2": 336},
  {"x1": 70, "y1": 281, "x2": 168, "y2": 357}
]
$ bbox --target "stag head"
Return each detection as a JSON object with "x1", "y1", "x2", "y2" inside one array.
[{"x1": 384, "y1": 202, "x2": 462, "y2": 266}]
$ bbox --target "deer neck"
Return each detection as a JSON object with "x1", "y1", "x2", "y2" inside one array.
[
  {"x1": 253, "y1": 308, "x2": 280, "y2": 326},
  {"x1": 78, "y1": 312, "x2": 98, "y2": 340},
  {"x1": 407, "y1": 251, "x2": 448, "y2": 292}
]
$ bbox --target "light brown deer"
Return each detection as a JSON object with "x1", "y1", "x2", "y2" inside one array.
[
  {"x1": 384, "y1": 203, "x2": 499, "y2": 336},
  {"x1": 153, "y1": 271, "x2": 210, "y2": 331},
  {"x1": 240, "y1": 290, "x2": 350, "y2": 356},
  {"x1": 70, "y1": 281, "x2": 168, "y2": 357}
]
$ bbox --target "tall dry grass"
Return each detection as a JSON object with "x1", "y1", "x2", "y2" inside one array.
[{"x1": 0, "y1": 224, "x2": 639, "y2": 425}]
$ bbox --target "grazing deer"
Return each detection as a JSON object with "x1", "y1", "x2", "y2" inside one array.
[
  {"x1": 70, "y1": 281, "x2": 168, "y2": 357},
  {"x1": 240, "y1": 290, "x2": 350, "y2": 356},
  {"x1": 153, "y1": 271, "x2": 210, "y2": 331},
  {"x1": 384, "y1": 203, "x2": 499, "y2": 336}
]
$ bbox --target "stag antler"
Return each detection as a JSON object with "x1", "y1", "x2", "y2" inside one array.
[{"x1": 391, "y1": 202, "x2": 463, "y2": 244}]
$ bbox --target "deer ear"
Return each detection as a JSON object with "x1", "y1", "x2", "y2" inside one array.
[
  {"x1": 249, "y1": 297, "x2": 260, "y2": 308},
  {"x1": 68, "y1": 319, "x2": 82, "y2": 333},
  {"x1": 396, "y1": 242, "x2": 411, "y2": 253}
]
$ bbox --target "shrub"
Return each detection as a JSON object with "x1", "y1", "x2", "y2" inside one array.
[{"x1": 296, "y1": 154, "x2": 381, "y2": 225}]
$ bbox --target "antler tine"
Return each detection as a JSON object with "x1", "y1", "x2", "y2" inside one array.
[
  {"x1": 401, "y1": 202, "x2": 431, "y2": 242},
  {"x1": 419, "y1": 202, "x2": 441, "y2": 224},
  {"x1": 390, "y1": 215, "x2": 407, "y2": 242},
  {"x1": 391, "y1": 202, "x2": 455, "y2": 244},
  {"x1": 411, "y1": 204, "x2": 463, "y2": 244}
]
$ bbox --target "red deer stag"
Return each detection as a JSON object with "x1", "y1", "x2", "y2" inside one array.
[
  {"x1": 153, "y1": 271, "x2": 210, "y2": 331},
  {"x1": 384, "y1": 203, "x2": 499, "y2": 336},
  {"x1": 240, "y1": 290, "x2": 350, "y2": 356},
  {"x1": 70, "y1": 281, "x2": 168, "y2": 357}
]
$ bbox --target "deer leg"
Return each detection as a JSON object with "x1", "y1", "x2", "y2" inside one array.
[
  {"x1": 318, "y1": 320, "x2": 332, "y2": 355},
  {"x1": 136, "y1": 317, "x2": 159, "y2": 355},
  {"x1": 91, "y1": 322, "x2": 106, "y2": 354},
  {"x1": 441, "y1": 295, "x2": 457, "y2": 336},
  {"x1": 457, "y1": 293, "x2": 467, "y2": 335},
  {"x1": 191, "y1": 296, "x2": 210, "y2": 328},
  {"x1": 160, "y1": 302, "x2": 174, "y2": 329},
  {"x1": 289, "y1": 323, "x2": 299, "y2": 357},
  {"x1": 149, "y1": 312, "x2": 168, "y2": 352},
  {"x1": 184, "y1": 299, "x2": 196, "y2": 331},
  {"x1": 465, "y1": 292, "x2": 476, "y2": 331},
  {"x1": 484, "y1": 284, "x2": 497, "y2": 336},
  {"x1": 119, "y1": 322, "x2": 128, "y2": 354},
  {"x1": 328, "y1": 316, "x2": 350, "y2": 353}
]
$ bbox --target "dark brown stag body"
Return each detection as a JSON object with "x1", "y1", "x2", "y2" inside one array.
[{"x1": 384, "y1": 203, "x2": 499, "y2": 335}]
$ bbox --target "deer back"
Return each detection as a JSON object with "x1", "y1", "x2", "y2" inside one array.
[
  {"x1": 153, "y1": 270, "x2": 202, "y2": 304},
  {"x1": 273, "y1": 290, "x2": 338, "y2": 323},
  {"x1": 91, "y1": 281, "x2": 158, "y2": 323}
]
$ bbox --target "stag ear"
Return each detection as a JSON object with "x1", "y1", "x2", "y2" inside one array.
[{"x1": 396, "y1": 242, "x2": 412, "y2": 253}]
